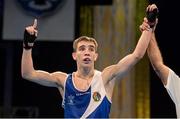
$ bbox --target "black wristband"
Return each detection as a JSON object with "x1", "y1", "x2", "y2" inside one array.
[
  {"x1": 23, "y1": 30, "x2": 37, "y2": 50},
  {"x1": 23, "y1": 43, "x2": 34, "y2": 50},
  {"x1": 146, "y1": 8, "x2": 158, "y2": 28}
]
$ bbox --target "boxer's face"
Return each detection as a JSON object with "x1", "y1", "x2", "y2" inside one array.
[{"x1": 72, "y1": 41, "x2": 98, "y2": 67}]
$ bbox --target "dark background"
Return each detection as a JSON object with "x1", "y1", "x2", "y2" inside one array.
[
  {"x1": 150, "y1": 0, "x2": 179, "y2": 117},
  {"x1": 0, "y1": 0, "x2": 179, "y2": 118}
]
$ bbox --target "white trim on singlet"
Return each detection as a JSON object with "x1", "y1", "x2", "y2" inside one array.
[{"x1": 80, "y1": 70, "x2": 107, "y2": 118}]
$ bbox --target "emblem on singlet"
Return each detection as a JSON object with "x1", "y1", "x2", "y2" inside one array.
[
  {"x1": 67, "y1": 95, "x2": 75, "y2": 105},
  {"x1": 93, "y1": 92, "x2": 101, "y2": 101}
]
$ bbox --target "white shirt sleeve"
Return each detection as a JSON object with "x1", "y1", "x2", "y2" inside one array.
[{"x1": 165, "y1": 69, "x2": 180, "y2": 105}]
